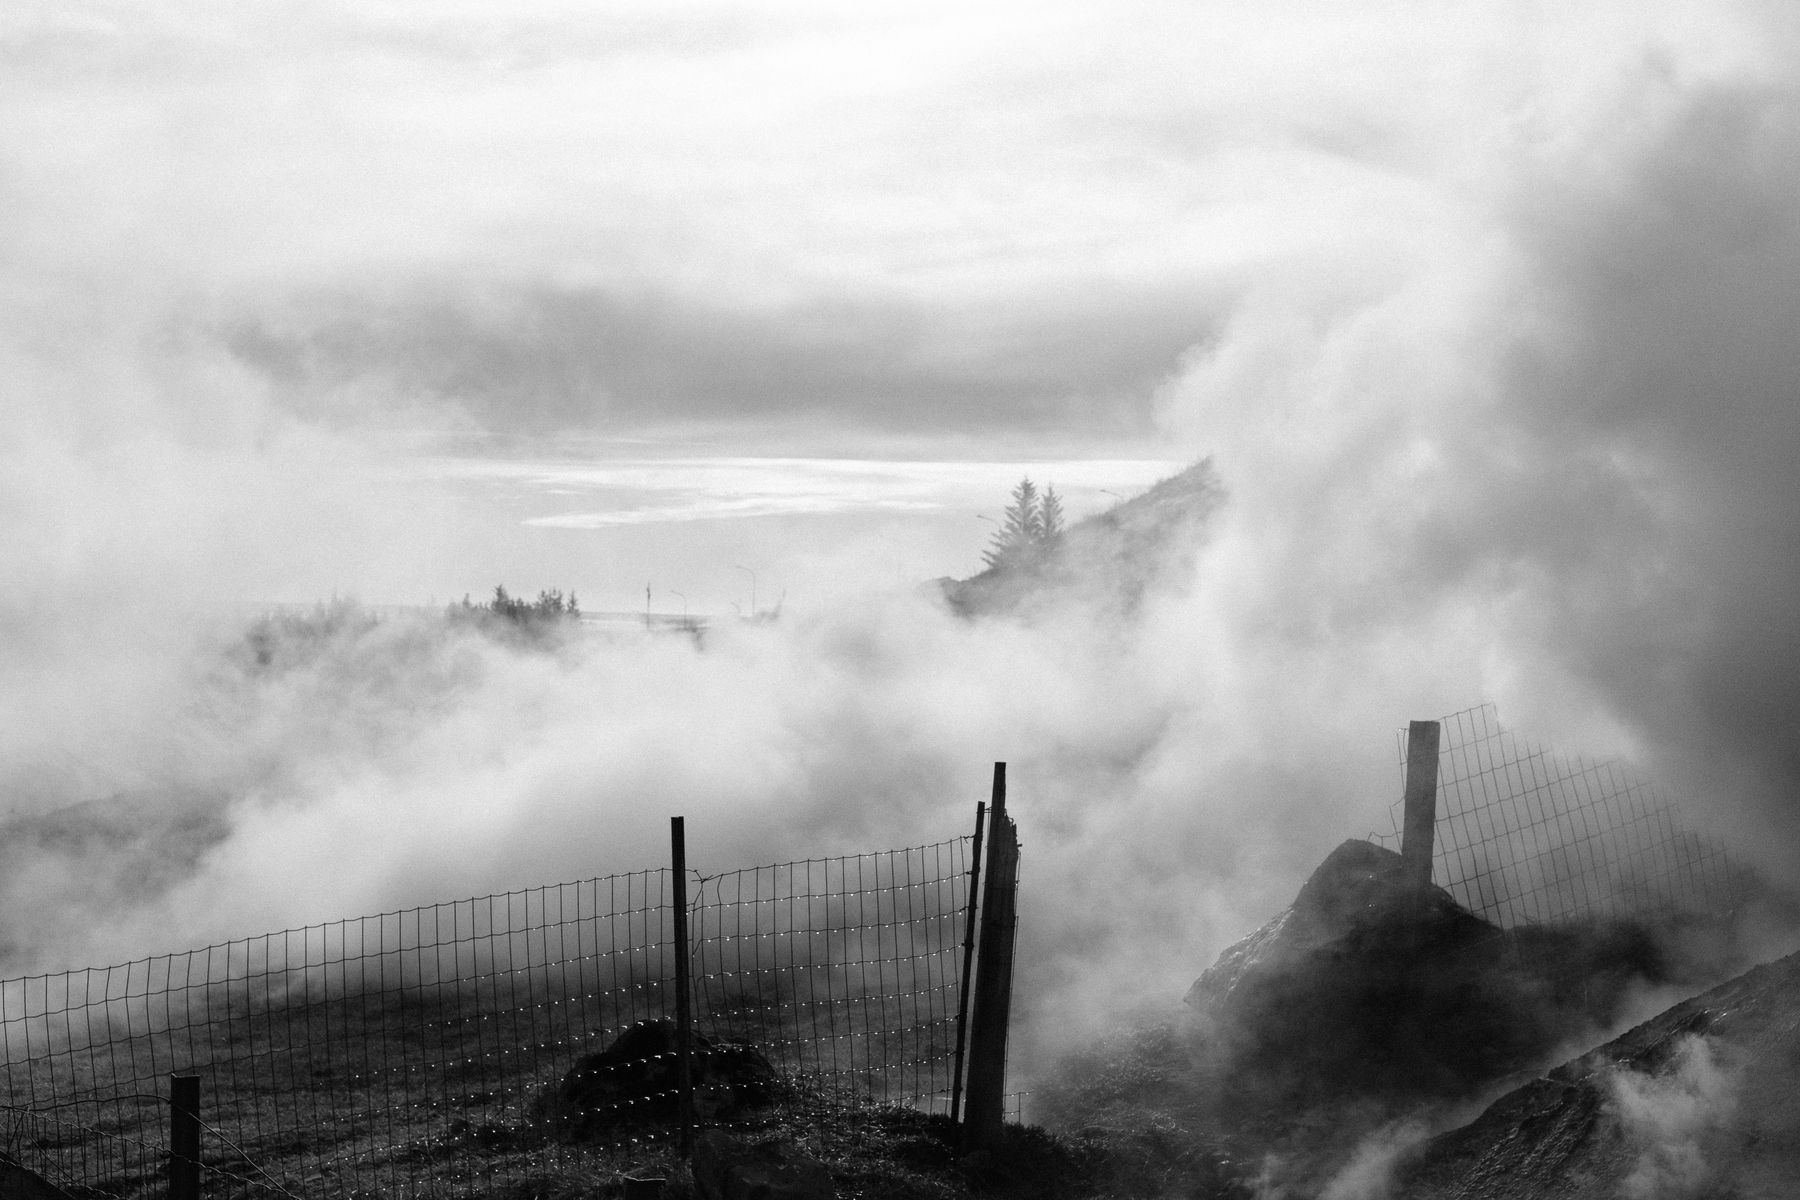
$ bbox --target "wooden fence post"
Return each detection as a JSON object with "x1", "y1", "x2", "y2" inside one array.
[
  {"x1": 949, "y1": 799, "x2": 988, "y2": 1125},
  {"x1": 670, "y1": 816, "x2": 695, "y2": 1155},
  {"x1": 1401, "y1": 720, "x2": 1442, "y2": 891},
  {"x1": 963, "y1": 763, "x2": 1020, "y2": 1150},
  {"x1": 168, "y1": 1074, "x2": 200, "y2": 1200}
]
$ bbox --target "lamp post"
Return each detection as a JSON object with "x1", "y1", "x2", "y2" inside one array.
[
  {"x1": 733, "y1": 565, "x2": 757, "y2": 617},
  {"x1": 670, "y1": 590, "x2": 688, "y2": 627}
]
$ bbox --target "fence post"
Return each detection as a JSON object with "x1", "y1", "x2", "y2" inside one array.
[
  {"x1": 963, "y1": 763, "x2": 1020, "y2": 1151},
  {"x1": 670, "y1": 817, "x2": 695, "y2": 1155},
  {"x1": 1401, "y1": 720, "x2": 1442, "y2": 891},
  {"x1": 949, "y1": 799, "x2": 988, "y2": 1125},
  {"x1": 168, "y1": 1074, "x2": 200, "y2": 1200}
]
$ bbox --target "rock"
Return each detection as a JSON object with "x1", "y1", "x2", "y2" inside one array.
[
  {"x1": 1184, "y1": 838, "x2": 1747, "y2": 1116},
  {"x1": 1186, "y1": 839, "x2": 1495, "y2": 1011},
  {"x1": 541, "y1": 1020, "x2": 777, "y2": 1137},
  {"x1": 692, "y1": 1129, "x2": 832, "y2": 1200},
  {"x1": 1184, "y1": 840, "x2": 1552, "y2": 1103}
]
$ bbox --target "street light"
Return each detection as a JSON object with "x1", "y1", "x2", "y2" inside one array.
[
  {"x1": 670, "y1": 590, "x2": 688, "y2": 620},
  {"x1": 733, "y1": 565, "x2": 757, "y2": 616}
]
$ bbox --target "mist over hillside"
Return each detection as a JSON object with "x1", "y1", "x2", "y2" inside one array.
[
  {"x1": 942, "y1": 460, "x2": 1225, "y2": 618},
  {"x1": 8, "y1": 2, "x2": 1800, "y2": 1124}
]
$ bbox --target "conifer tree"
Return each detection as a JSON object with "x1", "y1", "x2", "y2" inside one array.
[
  {"x1": 982, "y1": 477, "x2": 1050, "y2": 570},
  {"x1": 1039, "y1": 485, "x2": 1065, "y2": 543}
]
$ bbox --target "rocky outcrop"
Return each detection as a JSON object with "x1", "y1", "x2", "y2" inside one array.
[
  {"x1": 1186, "y1": 839, "x2": 1536, "y2": 1102},
  {"x1": 1186, "y1": 838, "x2": 1497, "y2": 1013},
  {"x1": 1154, "y1": 838, "x2": 1763, "y2": 1198},
  {"x1": 1183, "y1": 839, "x2": 1708, "y2": 1109}
]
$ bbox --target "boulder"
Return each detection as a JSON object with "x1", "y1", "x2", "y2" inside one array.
[{"x1": 542, "y1": 1019, "x2": 777, "y2": 1137}]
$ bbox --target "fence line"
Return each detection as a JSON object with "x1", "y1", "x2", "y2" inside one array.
[
  {"x1": 1381, "y1": 703, "x2": 1743, "y2": 931},
  {"x1": 2, "y1": 833, "x2": 980, "y2": 1198},
  {"x1": 688, "y1": 842, "x2": 971, "y2": 1107}
]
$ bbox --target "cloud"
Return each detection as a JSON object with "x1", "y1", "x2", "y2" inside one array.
[
  {"x1": 1608, "y1": 1035, "x2": 1740, "y2": 1200},
  {"x1": 7, "y1": 0, "x2": 1800, "y2": 1115},
  {"x1": 1149, "y1": 12, "x2": 1800, "y2": 874},
  {"x1": 420, "y1": 454, "x2": 1186, "y2": 527},
  {"x1": 1318, "y1": 1119, "x2": 1430, "y2": 1200},
  {"x1": 1488, "y1": 69, "x2": 1800, "y2": 850},
  {"x1": 1, "y1": 1, "x2": 1588, "y2": 444},
  {"x1": 213, "y1": 281, "x2": 1214, "y2": 438}
]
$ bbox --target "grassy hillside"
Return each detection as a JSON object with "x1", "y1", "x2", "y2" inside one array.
[{"x1": 941, "y1": 461, "x2": 1223, "y2": 618}]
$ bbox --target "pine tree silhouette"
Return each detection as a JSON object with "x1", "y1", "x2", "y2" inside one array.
[
  {"x1": 1039, "y1": 485, "x2": 1065, "y2": 543},
  {"x1": 982, "y1": 477, "x2": 1063, "y2": 570}
]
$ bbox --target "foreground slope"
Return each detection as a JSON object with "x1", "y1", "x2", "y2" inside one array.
[{"x1": 1399, "y1": 949, "x2": 1800, "y2": 1199}]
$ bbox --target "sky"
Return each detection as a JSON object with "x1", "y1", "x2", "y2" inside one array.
[{"x1": 6, "y1": 0, "x2": 1800, "y2": 1080}]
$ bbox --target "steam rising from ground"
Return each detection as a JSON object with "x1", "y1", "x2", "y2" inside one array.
[
  {"x1": 1316, "y1": 1120, "x2": 1430, "y2": 1200},
  {"x1": 1609, "y1": 1035, "x2": 1740, "y2": 1200},
  {"x1": 7, "y1": 0, "x2": 1800, "y2": 1099}
]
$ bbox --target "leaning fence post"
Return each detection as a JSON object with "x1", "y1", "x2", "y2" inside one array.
[
  {"x1": 670, "y1": 816, "x2": 695, "y2": 1155},
  {"x1": 963, "y1": 763, "x2": 1020, "y2": 1150},
  {"x1": 949, "y1": 798, "x2": 988, "y2": 1124},
  {"x1": 168, "y1": 1074, "x2": 200, "y2": 1200},
  {"x1": 1402, "y1": 720, "x2": 1442, "y2": 891}
]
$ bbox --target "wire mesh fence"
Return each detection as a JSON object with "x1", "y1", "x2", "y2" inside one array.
[
  {"x1": 1, "y1": 835, "x2": 977, "y2": 1198},
  {"x1": 1379, "y1": 703, "x2": 1743, "y2": 931},
  {"x1": 690, "y1": 845, "x2": 970, "y2": 1108}
]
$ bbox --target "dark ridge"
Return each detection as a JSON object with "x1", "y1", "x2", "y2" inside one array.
[{"x1": 940, "y1": 458, "x2": 1224, "y2": 618}]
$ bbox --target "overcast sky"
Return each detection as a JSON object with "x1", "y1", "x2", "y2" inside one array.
[
  {"x1": 7, "y1": 0, "x2": 1261, "y2": 446},
  {"x1": 9, "y1": 2, "x2": 1792, "y2": 605},
  {"x1": 7, "y1": 0, "x2": 1800, "y2": 1018}
]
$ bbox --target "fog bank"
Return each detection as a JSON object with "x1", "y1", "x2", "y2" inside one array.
[{"x1": 7, "y1": 0, "x2": 1800, "y2": 1087}]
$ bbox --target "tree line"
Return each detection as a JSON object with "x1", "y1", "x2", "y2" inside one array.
[{"x1": 450, "y1": 585, "x2": 581, "y2": 632}]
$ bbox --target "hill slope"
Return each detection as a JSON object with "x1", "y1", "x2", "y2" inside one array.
[
  {"x1": 1398, "y1": 949, "x2": 1800, "y2": 1199},
  {"x1": 941, "y1": 459, "x2": 1223, "y2": 617}
]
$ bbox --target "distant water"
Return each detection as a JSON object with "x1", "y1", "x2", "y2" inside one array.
[{"x1": 413, "y1": 453, "x2": 1192, "y2": 529}]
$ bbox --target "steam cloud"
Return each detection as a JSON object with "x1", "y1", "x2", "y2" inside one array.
[
  {"x1": 1315, "y1": 1119, "x2": 1430, "y2": 1200},
  {"x1": 1608, "y1": 1035, "x2": 1740, "y2": 1200},
  {"x1": 6, "y1": 0, "x2": 1800, "y2": 1096}
]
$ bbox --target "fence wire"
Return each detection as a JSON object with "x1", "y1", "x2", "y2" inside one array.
[
  {"x1": 690, "y1": 843, "x2": 970, "y2": 1109},
  {"x1": 1382, "y1": 703, "x2": 1742, "y2": 930},
  {"x1": 2, "y1": 836, "x2": 974, "y2": 1198}
]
